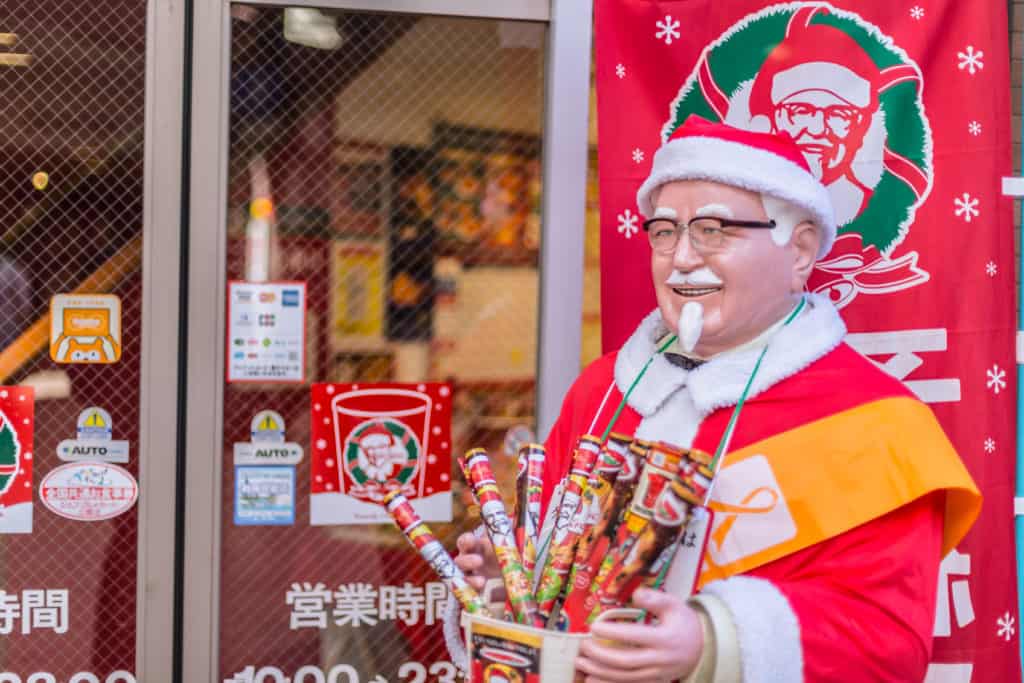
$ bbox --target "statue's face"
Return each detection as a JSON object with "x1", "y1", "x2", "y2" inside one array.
[
  {"x1": 772, "y1": 90, "x2": 869, "y2": 184},
  {"x1": 650, "y1": 180, "x2": 807, "y2": 357}
]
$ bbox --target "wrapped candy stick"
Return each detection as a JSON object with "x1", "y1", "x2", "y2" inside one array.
[
  {"x1": 457, "y1": 453, "x2": 479, "y2": 506},
  {"x1": 579, "y1": 442, "x2": 683, "y2": 625},
  {"x1": 567, "y1": 435, "x2": 628, "y2": 590},
  {"x1": 609, "y1": 477, "x2": 704, "y2": 609},
  {"x1": 586, "y1": 479, "x2": 697, "y2": 621},
  {"x1": 532, "y1": 435, "x2": 601, "y2": 620},
  {"x1": 463, "y1": 448, "x2": 543, "y2": 626},
  {"x1": 641, "y1": 449, "x2": 714, "y2": 591},
  {"x1": 559, "y1": 438, "x2": 645, "y2": 629},
  {"x1": 384, "y1": 490, "x2": 490, "y2": 616},
  {"x1": 514, "y1": 443, "x2": 546, "y2": 583},
  {"x1": 630, "y1": 442, "x2": 687, "y2": 517}
]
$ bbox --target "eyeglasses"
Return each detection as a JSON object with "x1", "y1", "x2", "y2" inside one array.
[
  {"x1": 777, "y1": 102, "x2": 863, "y2": 134},
  {"x1": 642, "y1": 216, "x2": 777, "y2": 254}
]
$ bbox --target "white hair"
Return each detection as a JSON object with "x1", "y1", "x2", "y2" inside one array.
[{"x1": 760, "y1": 194, "x2": 815, "y2": 247}]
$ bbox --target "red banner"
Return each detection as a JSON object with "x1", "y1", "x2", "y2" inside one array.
[{"x1": 595, "y1": 1, "x2": 1017, "y2": 679}]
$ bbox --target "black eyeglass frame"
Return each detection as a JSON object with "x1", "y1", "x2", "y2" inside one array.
[
  {"x1": 642, "y1": 216, "x2": 778, "y2": 253},
  {"x1": 642, "y1": 216, "x2": 777, "y2": 233}
]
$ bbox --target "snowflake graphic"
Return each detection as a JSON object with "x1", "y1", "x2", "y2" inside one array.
[
  {"x1": 957, "y1": 46, "x2": 984, "y2": 75},
  {"x1": 617, "y1": 209, "x2": 640, "y2": 239},
  {"x1": 969, "y1": 120, "x2": 982, "y2": 136},
  {"x1": 954, "y1": 193, "x2": 979, "y2": 222},
  {"x1": 631, "y1": 148, "x2": 645, "y2": 164},
  {"x1": 986, "y1": 261, "x2": 998, "y2": 277},
  {"x1": 615, "y1": 63, "x2": 626, "y2": 79},
  {"x1": 998, "y1": 612, "x2": 1016, "y2": 641},
  {"x1": 655, "y1": 15, "x2": 682, "y2": 45},
  {"x1": 910, "y1": 6, "x2": 925, "y2": 20},
  {"x1": 987, "y1": 364, "x2": 1007, "y2": 395},
  {"x1": 984, "y1": 438, "x2": 996, "y2": 454}
]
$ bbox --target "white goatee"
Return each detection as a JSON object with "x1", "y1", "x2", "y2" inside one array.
[{"x1": 678, "y1": 301, "x2": 704, "y2": 354}]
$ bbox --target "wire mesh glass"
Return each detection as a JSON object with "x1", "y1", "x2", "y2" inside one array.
[
  {"x1": 0, "y1": 1, "x2": 146, "y2": 679},
  {"x1": 220, "y1": 7, "x2": 548, "y2": 681}
]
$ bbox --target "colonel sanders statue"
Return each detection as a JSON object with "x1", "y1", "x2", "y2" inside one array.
[{"x1": 446, "y1": 116, "x2": 979, "y2": 682}]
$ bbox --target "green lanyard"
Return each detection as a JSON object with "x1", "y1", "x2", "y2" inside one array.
[{"x1": 598, "y1": 297, "x2": 807, "y2": 488}]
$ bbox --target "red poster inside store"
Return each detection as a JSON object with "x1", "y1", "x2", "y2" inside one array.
[
  {"x1": 0, "y1": 386, "x2": 33, "y2": 533},
  {"x1": 595, "y1": 1, "x2": 1017, "y2": 679},
  {"x1": 310, "y1": 382, "x2": 453, "y2": 526}
]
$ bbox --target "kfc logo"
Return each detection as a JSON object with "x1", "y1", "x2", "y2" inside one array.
[
  {"x1": 666, "y1": 2, "x2": 933, "y2": 307},
  {"x1": 342, "y1": 418, "x2": 421, "y2": 502}
]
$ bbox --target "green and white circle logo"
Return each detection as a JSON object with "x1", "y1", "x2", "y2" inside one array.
[
  {"x1": 343, "y1": 418, "x2": 421, "y2": 498},
  {"x1": 667, "y1": 3, "x2": 932, "y2": 259}
]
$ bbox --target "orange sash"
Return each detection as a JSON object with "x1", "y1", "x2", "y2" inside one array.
[{"x1": 698, "y1": 396, "x2": 981, "y2": 587}]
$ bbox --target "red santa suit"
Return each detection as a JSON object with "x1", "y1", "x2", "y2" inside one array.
[
  {"x1": 539, "y1": 294, "x2": 979, "y2": 682},
  {"x1": 443, "y1": 118, "x2": 979, "y2": 682}
]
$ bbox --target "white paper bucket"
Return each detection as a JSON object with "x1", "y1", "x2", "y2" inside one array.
[{"x1": 460, "y1": 582, "x2": 642, "y2": 683}]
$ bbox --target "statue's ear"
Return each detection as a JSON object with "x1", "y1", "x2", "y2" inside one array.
[{"x1": 790, "y1": 221, "x2": 821, "y2": 291}]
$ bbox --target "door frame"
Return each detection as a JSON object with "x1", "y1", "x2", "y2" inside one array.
[
  {"x1": 137, "y1": 1, "x2": 187, "y2": 680},
  {"x1": 182, "y1": 1, "x2": 591, "y2": 678}
]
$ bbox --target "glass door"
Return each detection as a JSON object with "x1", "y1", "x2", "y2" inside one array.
[
  {"x1": 0, "y1": 1, "x2": 183, "y2": 681},
  {"x1": 185, "y1": 1, "x2": 592, "y2": 680}
]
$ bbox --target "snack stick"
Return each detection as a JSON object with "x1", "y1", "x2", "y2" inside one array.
[
  {"x1": 579, "y1": 442, "x2": 683, "y2": 622},
  {"x1": 587, "y1": 478, "x2": 695, "y2": 621},
  {"x1": 567, "y1": 440, "x2": 627, "y2": 590},
  {"x1": 457, "y1": 452, "x2": 480, "y2": 507},
  {"x1": 559, "y1": 438, "x2": 644, "y2": 629},
  {"x1": 515, "y1": 444, "x2": 546, "y2": 582},
  {"x1": 463, "y1": 448, "x2": 543, "y2": 626},
  {"x1": 385, "y1": 490, "x2": 490, "y2": 616},
  {"x1": 532, "y1": 435, "x2": 601, "y2": 619},
  {"x1": 641, "y1": 451, "x2": 714, "y2": 590}
]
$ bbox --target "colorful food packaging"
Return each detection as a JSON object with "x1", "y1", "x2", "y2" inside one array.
[
  {"x1": 533, "y1": 435, "x2": 601, "y2": 620},
  {"x1": 559, "y1": 437, "x2": 644, "y2": 630},
  {"x1": 586, "y1": 475, "x2": 697, "y2": 621},
  {"x1": 621, "y1": 477, "x2": 703, "y2": 601},
  {"x1": 464, "y1": 448, "x2": 544, "y2": 627},
  {"x1": 578, "y1": 442, "x2": 684, "y2": 626},
  {"x1": 515, "y1": 443, "x2": 546, "y2": 583},
  {"x1": 385, "y1": 489, "x2": 490, "y2": 616},
  {"x1": 567, "y1": 435, "x2": 628, "y2": 591},
  {"x1": 458, "y1": 453, "x2": 480, "y2": 506},
  {"x1": 639, "y1": 448, "x2": 714, "y2": 591}
]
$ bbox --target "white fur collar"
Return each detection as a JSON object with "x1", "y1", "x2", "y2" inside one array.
[{"x1": 614, "y1": 294, "x2": 846, "y2": 420}]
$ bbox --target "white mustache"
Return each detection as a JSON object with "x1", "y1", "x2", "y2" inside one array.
[{"x1": 666, "y1": 268, "x2": 723, "y2": 287}]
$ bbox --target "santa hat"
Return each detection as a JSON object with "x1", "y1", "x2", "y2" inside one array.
[
  {"x1": 635, "y1": 115, "x2": 836, "y2": 258},
  {"x1": 359, "y1": 422, "x2": 395, "y2": 443},
  {"x1": 749, "y1": 22, "x2": 879, "y2": 115}
]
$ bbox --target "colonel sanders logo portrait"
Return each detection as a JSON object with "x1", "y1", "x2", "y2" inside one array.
[
  {"x1": 347, "y1": 420, "x2": 421, "y2": 488},
  {"x1": 666, "y1": 3, "x2": 934, "y2": 306},
  {"x1": 424, "y1": 543, "x2": 458, "y2": 580},
  {"x1": 481, "y1": 499, "x2": 514, "y2": 539},
  {"x1": 725, "y1": 18, "x2": 885, "y2": 227}
]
